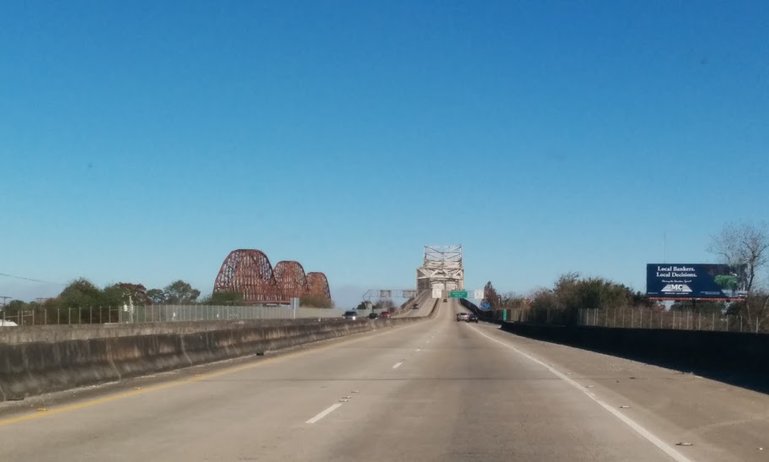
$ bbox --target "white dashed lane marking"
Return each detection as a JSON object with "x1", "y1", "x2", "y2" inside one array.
[{"x1": 306, "y1": 403, "x2": 343, "y2": 424}]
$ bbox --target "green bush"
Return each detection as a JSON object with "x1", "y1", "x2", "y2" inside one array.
[{"x1": 300, "y1": 295, "x2": 334, "y2": 308}]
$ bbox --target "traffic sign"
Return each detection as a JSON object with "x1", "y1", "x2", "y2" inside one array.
[{"x1": 449, "y1": 290, "x2": 468, "y2": 298}]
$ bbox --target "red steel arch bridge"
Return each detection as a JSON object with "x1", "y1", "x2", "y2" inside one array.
[{"x1": 213, "y1": 249, "x2": 331, "y2": 305}]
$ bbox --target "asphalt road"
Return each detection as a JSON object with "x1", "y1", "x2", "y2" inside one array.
[{"x1": 1, "y1": 299, "x2": 768, "y2": 461}]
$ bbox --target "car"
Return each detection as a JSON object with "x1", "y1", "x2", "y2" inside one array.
[
  {"x1": 368, "y1": 312, "x2": 379, "y2": 319},
  {"x1": 412, "y1": 303, "x2": 419, "y2": 310},
  {"x1": 443, "y1": 298, "x2": 448, "y2": 302},
  {"x1": 456, "y1": 313, "x2": 469, "y2": 322},
  {"x1": 343, "y1": 310, "x2": 357, "y2": 320},
  {"x1": 379, "y1": 311, "x2": 391, "y2": 319},
  {"x1": 466, "y1": 313, "x2": 479, "y2": 323},
  {"x1": 0, "y1": 320, "x2": 18, "y2": 327}
]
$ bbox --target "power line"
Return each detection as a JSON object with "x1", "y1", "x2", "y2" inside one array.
[{"x1": 0, "y1": 272, "x2": 63, "y2": 285}]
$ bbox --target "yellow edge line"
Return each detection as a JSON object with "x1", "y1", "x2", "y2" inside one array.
[{"x1": 0, "y1": 318, "x2": 428, "y2": 427}]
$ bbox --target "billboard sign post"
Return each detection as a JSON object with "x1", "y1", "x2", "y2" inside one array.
[{"x1": 646, "y1": 264, "x2": 747, "y2": 300}]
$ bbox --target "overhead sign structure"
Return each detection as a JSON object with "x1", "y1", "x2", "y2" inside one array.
[
  {"x1": 646, "y1": 264, "x2": 747, "y2": 300},
  {"x1": 449, "y1": 290, "x2": 468, "y2": 298}
]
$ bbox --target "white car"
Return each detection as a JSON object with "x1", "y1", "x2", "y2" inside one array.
[
  {"x1": 0, "y1": 320, "x2": 19, "y2": 326},
  {"x1": 456, "y1": 313, "x2": 469, "y2": 322}
]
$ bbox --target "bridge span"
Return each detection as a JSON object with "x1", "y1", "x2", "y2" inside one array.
[{"x1": 1, "y1": 300, "x2": 767, "y2": 461}]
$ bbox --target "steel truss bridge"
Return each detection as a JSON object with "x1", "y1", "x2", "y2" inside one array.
[
  {"x1": 213, "y1": 249, "x2": 331, "y2": 304},
  {"x1": 416, "y1": 244, "x2": 464, "y2": 297}
]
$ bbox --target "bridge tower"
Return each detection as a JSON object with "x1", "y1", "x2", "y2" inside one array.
[{"x1": 416, "y1": 245, "x2": 464, "y2": 298}]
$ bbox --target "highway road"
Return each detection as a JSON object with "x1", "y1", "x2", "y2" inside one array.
[
  {"x1": 1, "y1": 299, "x2": 768, "y2": 461},
  {"x1": 400, "y1": 290, "x2": 437, "y2": 317}
]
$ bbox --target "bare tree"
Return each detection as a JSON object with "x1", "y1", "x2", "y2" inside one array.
[
  {"x1": 709, "y1": 222, "x2": 769, "y2": 330},
  {"x1": 708, "y1": 222, "x2": 768, "y2": 293},
  {"x1": 483, "y1": 281, "x2": 502, "y2": 309},
  {"x1": 755, "y1": 293, "x2": 769, "y2": 332}
]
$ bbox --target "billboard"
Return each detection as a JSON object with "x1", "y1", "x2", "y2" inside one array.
[{"x1": 646, "y1": 264, "x2": 747, "y2": 299}]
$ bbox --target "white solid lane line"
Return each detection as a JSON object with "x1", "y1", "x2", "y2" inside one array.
[
  {"x1": 468, "y1": 325, "x2": 693, "y2": 462},
  {"x1": 306, "y1": 403, "x2": 343, "y2": 424},
  {"x1": 392, "y1": 362, "x2": 403, "y2": 369}
]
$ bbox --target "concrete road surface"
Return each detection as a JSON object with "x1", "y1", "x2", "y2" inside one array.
[
  {"x1": 396, "y1": 290, "x2": 435, "y2": 317},
  {"x1": 1, "y1": 299, "x2": 768, "y2": 461}
]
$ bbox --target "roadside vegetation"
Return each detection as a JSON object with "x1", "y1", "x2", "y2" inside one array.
[
  {"x1": 1, "y1": 278, "x2": 335, "y2": 324},
  {"x1": 483, "y1": 275, "x2": 651, "y2": 326},
  {"x1": 299, "y1": 294, "x2": 334, "y2": 308},
  {"x1": 1, "y1": 279, "x2": 202, "y2": 323},
  {"x1": 483, "y1": 221, "x2": 769, "y2": 332},
  {"x1": 354, "y1": 299, "x2": 395, "y2": 311},
  {"x1": 707, "y1": 222, "x2": 769, "y2": 331}
]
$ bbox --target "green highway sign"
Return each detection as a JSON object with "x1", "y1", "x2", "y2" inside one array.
[{"x1": 449, "y1": 290, "x2": 468, "y2": 298}]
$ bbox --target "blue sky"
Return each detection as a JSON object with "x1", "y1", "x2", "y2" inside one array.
[{"x1": 1, "y1": 1, "x2": 768, "y2": 307}]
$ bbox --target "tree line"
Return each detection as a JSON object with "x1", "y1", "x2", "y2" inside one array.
[
  {"x1": 483, "y1": 274, "x2": 652, "y2": 325},
  {"x1": 482, "y1": 221, "x2": 769, "y2": 329},
  {"x1": 2, "y1": 278, "x2": 205, "y2": 315},
  {"x1": 2, "y1": 277, "x2": 334, "y2": 318}
]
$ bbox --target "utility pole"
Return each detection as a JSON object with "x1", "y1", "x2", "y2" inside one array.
[{"x1": 0, "y1": 297, "x2": 10, "y2": 323}]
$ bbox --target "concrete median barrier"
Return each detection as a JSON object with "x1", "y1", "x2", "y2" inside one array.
[{"x1": 0, "y1": 317, "x2": 425, "y2": 402}]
